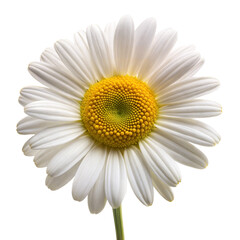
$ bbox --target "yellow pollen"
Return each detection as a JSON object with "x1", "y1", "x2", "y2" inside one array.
[{"x1": 81, "y1": 75, "x2": 158, "y2": 148}]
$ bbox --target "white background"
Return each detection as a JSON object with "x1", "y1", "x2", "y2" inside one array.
[{"x1": 0, "y1": 0, "x2": 239, "y2": 239}]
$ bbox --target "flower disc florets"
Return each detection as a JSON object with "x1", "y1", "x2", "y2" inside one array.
[{"x1": 81, "y1": 75, "x2": 158, "y2": 148}]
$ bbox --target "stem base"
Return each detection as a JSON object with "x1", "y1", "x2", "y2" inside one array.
[{"x1": 112, "y1": 206, "x2": 124, "y2": 240}]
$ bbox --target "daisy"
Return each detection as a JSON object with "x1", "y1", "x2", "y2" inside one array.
[{"x1": 17, "y1": 15, "x2": 221, "y2": 239}]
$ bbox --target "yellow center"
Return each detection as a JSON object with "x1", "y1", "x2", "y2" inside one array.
[{"x1": 81, "y1": 75, "x2": 158, "y2": 148}]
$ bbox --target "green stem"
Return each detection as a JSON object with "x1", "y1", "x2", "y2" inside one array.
[{"x1": 112, "y1": 206, "x2": 124, "y2": 240}]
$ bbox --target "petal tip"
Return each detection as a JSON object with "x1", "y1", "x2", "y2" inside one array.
[
  {"x1": 120, "y1": 15, "x2": 133, "y2": 22},
  {"x1": 169, "y1": 197, "x2": 174, "y2": 202}
]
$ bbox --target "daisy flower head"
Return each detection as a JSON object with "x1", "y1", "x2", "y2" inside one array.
[{"x1": 17, "y1": 15, "x2": 221, "y2": 214}]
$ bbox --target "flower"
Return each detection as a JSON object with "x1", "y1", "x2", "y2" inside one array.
[{"x1": 17, "y1": 16, "x2": 221, "y2": 214}]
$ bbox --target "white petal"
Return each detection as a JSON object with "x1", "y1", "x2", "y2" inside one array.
[
  {"x1": 17, "y1": 116, "x2": 56, "y2": 135},
  {"x1": 47, "y1": 135, "x2": 94, "y2": 177},
  {"x1": 72, "y1": 144, "x2": 107, "y2": 201},
  {"x1": 160, "y1": 100, "x2": 222, "y2": 118},
  {"x1": 19, "y1": 95, "x2": 30, "y2": 106},
  {"x1": 28, "y1": 62, "x2": 84, "y2": 100},
  {"x1": 105, "y1": 148, "x2": 127, "y2": 208},
  {"x1": 28, "y1": 123, "x2": 85, "y2": 150},
  {"x1": 104, "y1": 22, "x2": 116, "y2": 73},
  {"x1": 114, "y1": 15, "x2": 134, "y2": 75},
  {"x1": 158, "y1": 77, "x2": 220, "y2": 103},
  {"x1": 54, "y1": 40, "x2": 94, "y2": 86},
  {"x1": 160, "y1": 45, "x2": 202, "y2": 78},
  {"x1": 182, "y1": 58, "x2": 204, "y2": 80},
  {"x1": 34, "y1": 147, "x2": 61, "y2": 168},
  {"x1": 138, "y1": 28, "x2": 177, "y2": 81},
  {"x1": 105, "y1": 22, "x2": 116, "y2": 46},
  {"x1": 124, "y1": 146, "x2": 153, "y2": 206},
  {"x1": 149, "y1": 52, "x2": 201, "y2": 92},
  {"x1": 139, "y1": 139, "x2": 181, "y2": 187},
  {"x1": 129, "y1": 18, "x2": 156, "y2": 75},
  {"x1": 25, "y1": 100, "x2": 80, "y2": 122},
  {"x1": 46, "y1": 162, "x2": 80, "y2": 190},
  {"x1": 88, "y1": 165, "x2": 107, "y2": 214},
  {"x1": 86, "y1": 25, "x2": 113, "y2": 78},
  {"x1": 155, "y1": 117, "x2": 221, "y2": 146},
  {"x1": 19, "y1": 86, "x2": 79, "y2": 108},
  {"x1": 74, "y1": 31, "x2": 89, "y2": 53},
  {"x1": 152, "y1": 173, "x2": 174, "y2": 201},
  {"x1": 22, "y1": 139, "x2": 39, "y2": 156},
  {"x1": 149, "y1": 129, "x2": 208, "y2": 168},
  {"x1": 40, "y1": 48, "x2": 66, "y2": 69},
  {"x1": 165, "y1": 45, "x2": 195, "y2": 60},
  {"x1": 74, "y1": 31, "x2": 100, "y2": 82}
]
